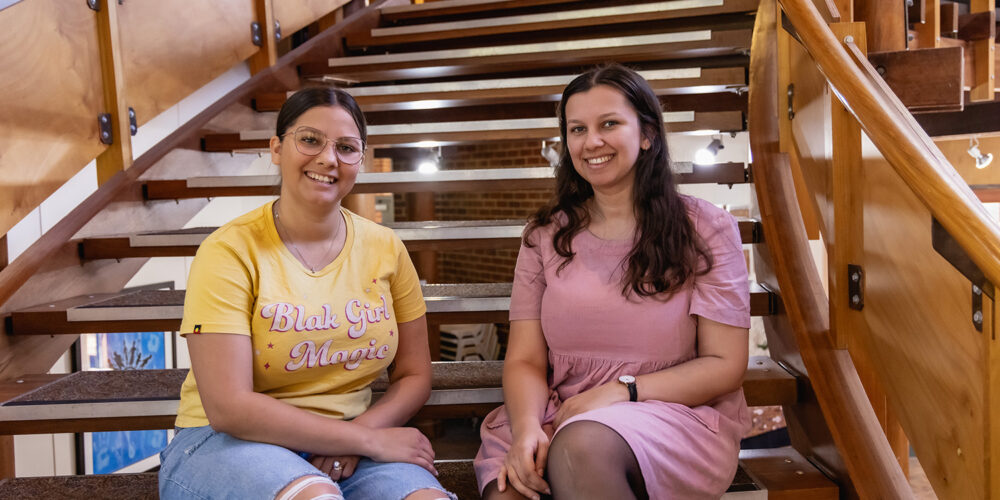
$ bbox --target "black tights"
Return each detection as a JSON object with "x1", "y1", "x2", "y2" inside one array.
[{"x1": 483, "y1": 421, "x2": 648, "y2": 500}]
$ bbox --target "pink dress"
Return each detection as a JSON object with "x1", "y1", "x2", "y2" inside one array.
[{"x1": 474, "y1": 196, "x2": 752, "y2": 499}]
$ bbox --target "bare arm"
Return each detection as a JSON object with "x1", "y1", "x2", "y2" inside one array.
[
  {"x1": 502, "y1": 319, "x2": 551, "y2": 435},
  {"x1": 634, "y1": 317, "x2": 748, "y2": 405},
  {"x1": 352, "y1": 315, "x2": 432, "y2": 429},
  {"x1": 187, "y1": 332, "x2": 434, "y2": 470}
]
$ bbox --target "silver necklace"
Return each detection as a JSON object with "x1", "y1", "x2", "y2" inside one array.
[{"x1": 273, "y1": 200, "x2": 339, "y2": 272}]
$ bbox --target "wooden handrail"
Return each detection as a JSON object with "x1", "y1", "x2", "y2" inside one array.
[
  {"x1": 779, "y1": 0, "x2": 1000, "y2": 287},
  {"x1": 748, "y1": 0, "x2": 912, "y2": 496}
]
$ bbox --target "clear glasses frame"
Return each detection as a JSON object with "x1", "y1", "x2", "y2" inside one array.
[{"x1": 282, "y1": 126, "x2": 366, "y2": 165}]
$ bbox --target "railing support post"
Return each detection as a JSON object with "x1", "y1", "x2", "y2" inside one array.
[{"x1": 94, "y1": 0, "x2": 133, "y2": 185}]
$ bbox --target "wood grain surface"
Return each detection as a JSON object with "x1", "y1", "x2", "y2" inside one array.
[
  {"x1": 0, "y1": 0, "x2": 107, "y2": 236},
  {"x1": 118, "y1": 0, "x2": 259, "y2": 128}
]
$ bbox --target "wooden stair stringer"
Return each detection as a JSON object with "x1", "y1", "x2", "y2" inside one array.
[{"x1": 746, "y1": 1, "x2": 911, "y2": 497}]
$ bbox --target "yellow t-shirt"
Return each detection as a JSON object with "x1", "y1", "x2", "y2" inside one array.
[{"x1": 175, "y1": 201, "x2": 426, "y2": 428}]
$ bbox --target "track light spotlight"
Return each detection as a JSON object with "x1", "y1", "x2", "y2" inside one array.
[
  {"x1": 540, "y1": 140, "x2": 560, "y2": 168},
  {"x1": 695, "y1": 137, "x2": 724, "y2": 165},
  {"x1": 418, "y1": 146, "x2": 441, "y2": 174},
  {"x1": 968, "y1": 137, "x2": 993, "y2": 170}
]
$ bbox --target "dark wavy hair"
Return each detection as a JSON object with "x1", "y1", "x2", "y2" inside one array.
[
  {"x1": 524, "y1": 64, "x2": 712, "y2": 298},
  {"x1": 275, "y1": 87, "x2": 367, "y2": 143}
]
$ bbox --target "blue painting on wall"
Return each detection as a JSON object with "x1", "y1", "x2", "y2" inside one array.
[{"x1": 86, "y1": 332, "x2": 169, "y2": 474}]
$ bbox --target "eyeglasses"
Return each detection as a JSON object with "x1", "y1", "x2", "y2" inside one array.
[{"x1": 283, "y1": 127, "x2": 365, "y2": 165}]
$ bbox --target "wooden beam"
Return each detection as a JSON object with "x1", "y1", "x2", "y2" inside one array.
[
  {"x1": 94, "y1": 0, "x2": 133, "y2": 185},
  {"x1": 969, "y1": 0, "x2": 996, "y2": 101},
  {"x1": 855, "y1": 0, "x2": 907, "y2": 52},
  {"x1": 249, "y1": 0, "x2": 278, "y2": 75},
  {"x1": 908, "y1": 0, "x2": 926, "y2": 24},
  {"x1": 940, "y1": 1, "x2": 960, "y2": 37},
  {"x1": 868, "y1": 46, "x2": 964, "y2": 112},
  {"x1": 914, "y1": 0, "x2": 941, "y2": 48},
  {"x1": 958, "y1": 10, "x2": 997, "y2": 41}
]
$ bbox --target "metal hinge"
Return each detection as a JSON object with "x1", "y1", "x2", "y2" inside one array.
[
  {"x1": 98, "y1": 113, "x2": 112, "y2": 145},
  {"x1": 251, "y1": 22, "x2": 262, "y2": 46},
  {"x1": 787, "y1": 84, "x2": 795, "y2": 120},
  {"x1": 128, "y1": 107, "x2": 137, "y2": 136},
  {"x1": 972, "y1": 284, "x2": 984, "y2": 332},
  {"x1": 848, "y1": 264, "x2": 864, "y2": 310}
]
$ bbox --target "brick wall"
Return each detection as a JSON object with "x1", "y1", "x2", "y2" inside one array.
[{"x1": 391, "y1": 140, "x2": 555, "y2": 284}]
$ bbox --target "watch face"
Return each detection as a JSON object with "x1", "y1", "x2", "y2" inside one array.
[{"x1": 619, "y1": 375, "x2": 636, "y2": 384}]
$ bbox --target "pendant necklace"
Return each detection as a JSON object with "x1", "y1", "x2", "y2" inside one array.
[{"x1": 273, "y1": 200, "x2": 339, "y2": 272}]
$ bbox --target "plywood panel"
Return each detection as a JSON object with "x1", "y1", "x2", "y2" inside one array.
[
  {"x1": 273, "y1": 0, "x2": 351, "y2": 41},
  {"x1": 0, "y1": 0, "x2": 107, "y2": 236},
  {"x1": 118, "y1": 0, "x2": 258, "y2": 128},
  {"x1": 861, "y1": 138, "x2": 986, "y2": 499}
]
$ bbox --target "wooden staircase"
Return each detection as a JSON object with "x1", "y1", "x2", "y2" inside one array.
[{"x1": 10, "y1": 0, "x2": 999, "y2": 497}]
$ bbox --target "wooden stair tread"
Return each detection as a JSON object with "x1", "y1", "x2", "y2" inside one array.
[
  {"x1": 75, "y1": 218, "x2": 761, "y2": 260},
  {"x1": 303, "y1": 29, "x2": 753, "y2": 82},
  {"x1": 379, "y1": 0, "x2": 591, "y2": 22},
  {"x1": 380, "y1": 0, "x2": 756, "y2": 41},
  {"x1": 357, "y1": 0, "x2": 760, "y2": 47},
  {"x1": 7, "y1": 281, "x2": 776, "y2": 335},
  {"x1": 0, "y1": 356, "x2": 794, "y2": 435},
  {"x1": 202, "y1": 111, "x2": 744, "y2": 150},
  {"x1": 253, "y1": 67, "x2": 746, "y2": 112},
  {"x1": 143, "y1": 162, "x2": 749, "y2": 200},
  {"x1": 0, "y1": 449, "x2": 834, "y2": 498}
]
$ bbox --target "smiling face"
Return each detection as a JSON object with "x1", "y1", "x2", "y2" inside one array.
[
  {"x1": 269, "y1": 105, "x2": 362, "y2": 211},
  {"x1": 564, "y1": 85, "x2": 651, "y2": 197}
]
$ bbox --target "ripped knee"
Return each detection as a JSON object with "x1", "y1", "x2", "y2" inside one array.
[
  {"x1": 275, "y1": 474, "x2": 342, "y2": 500},
  {"x1": 403, "y1": 487, "x2": 455, "y2": 500}
]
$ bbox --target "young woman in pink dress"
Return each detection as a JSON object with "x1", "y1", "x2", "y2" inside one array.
[{"x1": 474, "y1": 64, "x2": 752, "y2": 500}]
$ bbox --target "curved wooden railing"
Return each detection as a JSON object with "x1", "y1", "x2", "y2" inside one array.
[
  {"x1": 748, "y1": 0, "x2": 912, "y2": 497},
  {"x1": 780, "y1": 0, "x2": 1000, "y2": 285}
]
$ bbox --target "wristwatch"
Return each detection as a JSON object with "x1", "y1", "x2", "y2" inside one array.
[{"x1": 618, "y1": 375, "x2": 637, "y2": 402}]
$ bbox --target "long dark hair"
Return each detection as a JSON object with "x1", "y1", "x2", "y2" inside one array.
[
  {"x1": 525, "y1": 64, "x2": 712, "y2": 297},
  {"x1": 275, "y1": 87, "x2": 367, "y2": 143}
]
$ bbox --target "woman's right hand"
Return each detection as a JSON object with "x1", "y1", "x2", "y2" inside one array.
[
  {"x1": 498, "y1": 425, "x2": 551, "y2": 500},
  {"x1": 366, "y1": 427, "x2": 438, "y2": 476}
]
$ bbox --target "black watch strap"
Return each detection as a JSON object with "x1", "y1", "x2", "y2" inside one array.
[{"x1": 625, "y1": 381, "x2": 637, "y2": 402}]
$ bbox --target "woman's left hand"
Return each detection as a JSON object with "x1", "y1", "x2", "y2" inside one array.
[
  {"x1": 552, "y1": 382, "x2": 628, "y2": 429},
  {"x1": 311, "y1": 454, "x2": 361, "y2": 481}
]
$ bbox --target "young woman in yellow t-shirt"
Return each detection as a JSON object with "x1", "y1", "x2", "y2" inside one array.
[{"x1": 158, "y1": 88, "x2": 455, "y2": 500}]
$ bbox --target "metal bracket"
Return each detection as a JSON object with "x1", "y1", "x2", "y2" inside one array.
[
  {"x1": 98, "y1": 113, "x2": 112, "y2": 145},
  {"x1": 274, "y1": 20, "x2": 282, "y2": 42},
  {"x1": 87, "y1": 0, "x2": 99, "y2": 11},
  {"x1": 786, "y1": 84, "x2": 795, "y2": 120},
  {"x1": 128, "y1": 107, "x2": 137, "y2": 136},
  {"x1": 848, "y1": 264, "x2": 864, "y2": 310},
  {"x1": 931, "y1": 217, "x2": 994, "y2": 299},
  {"x1": 251, "y1": 22, "x2": 262, "y2": 47},
  {"x1": 972, "y1": 284, "x2": 984, "y2": 332}
]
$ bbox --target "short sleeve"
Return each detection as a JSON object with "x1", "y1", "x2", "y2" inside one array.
[
  {"x1": 509, "y1": 229, "x2": 547, "y2": 321},
  {"x1": 179, "y1": 236, "x2": 255, "y2": 336},
  {"x1": 389, "y1": 237, "x2": 427, "y2": 323},
  {"x1": 688, "y1": 209, "x2": 751, "y2": 329}
]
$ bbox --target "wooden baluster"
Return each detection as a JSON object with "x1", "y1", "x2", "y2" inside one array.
[
  {"x1": 969, "y1": 0, "x2": 996, "y2": 101},
  {"x1": 914, "y1": 0, "x2": 941, "y2": 47},
  {"x1": 986, "y1": 292, "x2": 1000, "y2": 498},
  {"x1": 95, "y1": 0, "x2": 133, "y2": 185},
  {"x1": 855, "y1": 0, "x2": 907, "y2": 51},
  {"x1": 249, "y1": 0, "x2": 278, "y2": 74}
]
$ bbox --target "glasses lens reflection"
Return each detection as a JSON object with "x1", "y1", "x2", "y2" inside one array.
[{"x1": 291, "y1": 128, "x2": 364, "y2": 165}]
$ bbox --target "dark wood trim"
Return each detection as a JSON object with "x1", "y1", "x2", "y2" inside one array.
[
  {"x1": 0, "y1": 234, "x2": 7, "y2": 273},
  {"x1": 867, "y1": 46, "x2": 964, "y2": 113},
  {"x1": 0, "y1": 435, "x2": 13, "y2": 479},
  {"x1": 957, "y1": 10, "x2": 997, "y2": 41},
  {"x1": 915, "y1": 98, "x2": 1000, "y2": 137}
]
